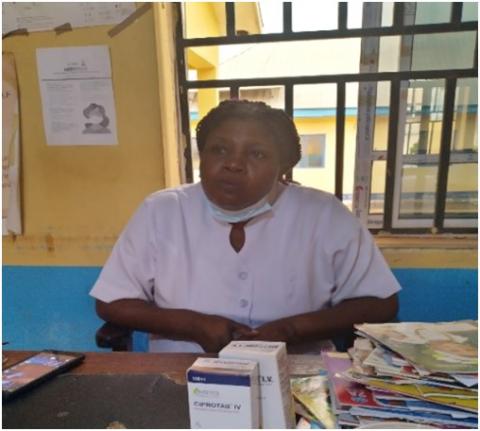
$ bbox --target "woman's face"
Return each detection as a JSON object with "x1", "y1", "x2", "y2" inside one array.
[{"x1": 200, "y1": 118, "x2": 285, "y2": 210}]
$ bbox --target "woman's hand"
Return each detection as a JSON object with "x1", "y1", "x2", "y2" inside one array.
[
  {"x1": 238, "y1": 295, "x2": 399, "y2": 346},
  {"x1": 193, "y1": 313, "x2": 256, "y2": 353},
  {"x1": 96, "y1": 299, "x2": 256, "y2": 352},
  {"x1": 236, "y1": 318, "x2": 295, "y2": 343}
]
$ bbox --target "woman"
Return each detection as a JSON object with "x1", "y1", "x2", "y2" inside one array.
[{"x1": 90, "y1": 100, "x2": 400, "y2": 353}]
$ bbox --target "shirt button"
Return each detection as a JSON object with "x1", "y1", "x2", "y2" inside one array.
[
  {"x1": 240, "y1": 299, "x2": 249, "y2": 308},
  {"x1": 238, "y1": 271, "x2": 248, "y2": 280}
]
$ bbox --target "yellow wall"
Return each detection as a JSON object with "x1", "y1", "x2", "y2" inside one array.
[
  {"x1": 3, "y1": 7, "x2": 166, "y2": 266},
  {"x1": 184, "y1": 3, "x2": 221, "y2": 117}
]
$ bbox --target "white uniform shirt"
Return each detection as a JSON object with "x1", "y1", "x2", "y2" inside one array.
[{"x1": 90, "y1": 183, "x2": 401, "y2": 352}]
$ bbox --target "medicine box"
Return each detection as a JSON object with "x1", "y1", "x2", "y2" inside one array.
[
  {"x1": 186, "y1": 357, "x2": 260, "y2": 429},
  {"x1": 219, "y1": 341, "x2": 296, "y2": 429}
]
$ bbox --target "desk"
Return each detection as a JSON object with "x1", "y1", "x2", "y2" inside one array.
[
  {"x1": 3, "y1": 351, "x2": 324, "y2": 429},
  {"x1": 3, "y1": 351, "x2": 200, "y2": 429}
]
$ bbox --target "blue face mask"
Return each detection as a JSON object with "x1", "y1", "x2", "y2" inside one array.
[{"x1": 205, "y1": 195, "x2": 273, "y2": 223}]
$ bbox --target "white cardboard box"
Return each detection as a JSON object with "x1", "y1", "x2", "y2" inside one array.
[
  {"x1": 186, "y1": 357, "x2": 260, "y2": 429},
  {"x1": 219, "y1": 341, "x2": 296, "y2": 429}
]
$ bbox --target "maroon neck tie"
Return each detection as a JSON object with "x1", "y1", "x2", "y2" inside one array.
[{"x1": 229, "y1": 220, "x2": 250, "y2": 252}]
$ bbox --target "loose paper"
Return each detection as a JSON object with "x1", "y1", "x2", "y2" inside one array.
[
  {"x1": 2, "y1": 53, "x2": 22, "y2": 235},
  {"x1": 2, "y1": 3, "x2": 136, "y2": 34}
]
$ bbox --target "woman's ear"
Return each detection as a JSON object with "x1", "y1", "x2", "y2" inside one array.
[
  {"x1": 279, "y1": 163, "x2": 292, "y2": 177},
  {"x1": 279, "y1": 174, "x2": 300, "y2": 185}
]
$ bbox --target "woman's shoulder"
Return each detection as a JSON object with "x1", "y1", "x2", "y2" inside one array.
[
  {"x1": 285, "y1": 183, "x2": 348, "y2": 211},
  {"x1": 284, "y1": 184, "x2": 360, "y2": 231},
  {"x1": 144, "y1": 183, "x2": 202, "y2": 203},
  {"x1": 140, "y1": 183, "x2": 203, "y2": 215}
]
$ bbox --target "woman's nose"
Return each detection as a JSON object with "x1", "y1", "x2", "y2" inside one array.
[{"x1": 224, "y1": 153, "x2": 246, "y2": 172}]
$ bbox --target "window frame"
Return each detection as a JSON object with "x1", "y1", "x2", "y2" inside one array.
[{"x1": 175, "y1": 2, "x2": 478, "y2": 234}]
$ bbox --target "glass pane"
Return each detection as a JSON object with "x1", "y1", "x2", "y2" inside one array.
[
  {"x1": 398, "y1": 79, "x2": 445, "y2": 219},
  {"x1": 378, "y1": 36, "x2": 401, "y2": 72},
  {"x1": 347, "y1": 2, "x2": 394, "y2": 28},
  {"x1": 414, "y1": 2, "x2": 451, "y2": 24},
  {"x1": 373, "y1": 82, "x2": 391, "y2": 152},
  {"x1": 410, "y1": 31, "x2": 476, "y2": 71},
  {"x1": 347, "y1": 1, "x2": 363, "y2": 29},
  {"x1": 292, "y1": 0, "x2": 337, "y2": 31},
  {"x1": 445, "y1": 163, "x2": 478, "y2": 217},
  {"x1": 462, "y1": 2, "x2": 478, "y2": 22},
  {"x1": 381, "y1": 2, "x2": 394, "y2": 27},
  {"x1": 183, "y1": 3, "x2": 226, "y2": 38},
  {"x1": 194, "y1": 39, "x2": 362, "y2": 81},
  {"x1": 239, "y1": 86, "x2": 285, "y2": 109},
  {"x1": 369, "y1": 161, "x2": 386, "y2": 215},
  {"x1": 258, "y1": 1, "x2": 283, "y2": 33},
  {"x1": 292, "y1": 84, "x2": 336, "y2": 192},
  {"x1": 399, "y1": 164, "x2": 438, "y2": 218},
  {"x1": 403, "y1": 80, "x2": 445, "y2": 156},
  {"x1": 451, "y1": 78, "x2": 478, "y2": 153},
  {"x1": 447, "y1": 77, "x2": 478, "y2": 219}
]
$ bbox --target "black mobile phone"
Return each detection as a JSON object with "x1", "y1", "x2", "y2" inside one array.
[{"x1": 2, "y1": 350, "x2": 85, "y2": 401}]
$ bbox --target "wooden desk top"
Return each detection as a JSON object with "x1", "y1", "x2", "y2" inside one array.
[
  {"x1": 3, "y1": 351, "x2": 202, "y2": 385},
  {"x1": 3, "y1": 351, "x2": 200, "y2": 429},
  {"x1": 3, "y1": 350, "x2": 324, "y2": 384}
]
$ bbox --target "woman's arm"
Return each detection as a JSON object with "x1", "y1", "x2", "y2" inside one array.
[
  {"x1": 96, "y1": 299, "x2": 255, "y2": 352},
  {"x1": 238, "y1": 293, "x2": 398, "y2": 345}
]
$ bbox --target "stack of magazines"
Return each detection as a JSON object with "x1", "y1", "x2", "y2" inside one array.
[{"x1": 323, "y1": 320, "x2": 478, "y2": 429}]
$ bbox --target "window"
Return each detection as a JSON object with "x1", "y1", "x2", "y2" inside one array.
[
  {"x1": 298, "y1": 134, "x2": 326, "y2": 168},
  {"x1": 177, "y1": 2, "x2": 477, "y2": 233}
]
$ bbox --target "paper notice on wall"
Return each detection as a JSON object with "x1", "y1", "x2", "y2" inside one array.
[
  {"x1": 2, "y1": 53, "x2": 22, "y2": 235},
  {"x1": 2, "y1": 3, "x2": 136, "y2": 35},
  {"x1": 36, "y1": 45, "x2": 118, "y2": 146}
]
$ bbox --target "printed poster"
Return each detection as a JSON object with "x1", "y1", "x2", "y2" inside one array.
[{"x1": 36, "y1": 45, "x2": 118, "y2": 146}]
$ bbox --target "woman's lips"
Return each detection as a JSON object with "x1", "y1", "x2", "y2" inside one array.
[{"x1": 218, "y1": 179, "x2": 242, "y2": 192}]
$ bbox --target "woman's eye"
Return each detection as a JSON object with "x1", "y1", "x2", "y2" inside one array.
[
  {"x1": 251, "y1": 150, "x2": 266, "y2": 159},
  {"x1": 209, "y1": 145, "x2": 227, "y2": 155}
]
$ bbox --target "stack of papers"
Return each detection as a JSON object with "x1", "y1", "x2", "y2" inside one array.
[{"x1": 323, "y1": 320, "x2": 478, "y2": 429}]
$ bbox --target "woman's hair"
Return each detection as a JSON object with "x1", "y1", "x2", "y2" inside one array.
[{"x1": 195, "y1": 99, "x2": 301, "y2": 169}]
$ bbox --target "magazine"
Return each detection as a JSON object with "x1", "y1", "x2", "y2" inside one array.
[
  {"x1": 358, "y1": 378, "x2": 478, "y2": 412},
  {"x1": 322, "y1": 352, "x2": 382, "y2": 413},
  {"x1": 290, "y1": 374, "x2": 338, "y2": 429},
  {"x1": 349, "y1": 406, "x2": 478, "y2": 428},
  {"x1": 355, "y1": 320, "x2": 478, "y2": 374}
]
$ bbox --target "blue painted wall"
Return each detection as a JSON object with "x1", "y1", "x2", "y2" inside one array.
[
  {"x1": 3, "y1": 266, "x2": 105, "y2": 352},
  {"x1": 394, "y1": 268, "x2": 478, "y2": 322},
  {"x1": 2, "y1": 266, "x2": 478, "y2": 352}
]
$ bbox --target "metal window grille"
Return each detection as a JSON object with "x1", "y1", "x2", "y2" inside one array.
[{"x1": 175, "y1": 2, "x2": 477, "y2": 233}]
